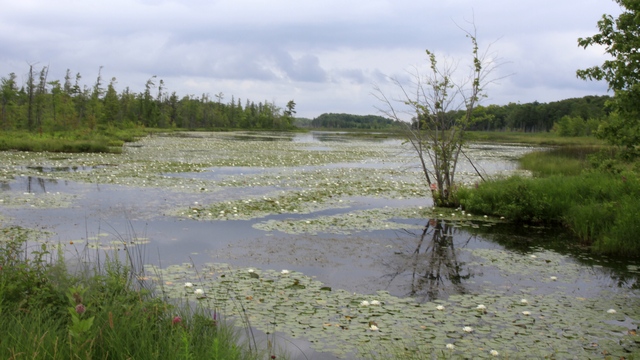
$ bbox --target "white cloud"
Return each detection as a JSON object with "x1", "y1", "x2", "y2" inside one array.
[{"x1": 0, "y1": 0, "x2": 623, "y2": 118}]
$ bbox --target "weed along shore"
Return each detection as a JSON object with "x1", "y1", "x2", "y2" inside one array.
[{"x1": 1, "y1": 131, "x2": 639, "y2": 359}]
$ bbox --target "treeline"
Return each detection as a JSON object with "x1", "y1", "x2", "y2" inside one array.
[
  {"x1": 310, "y1": 113, "x2": 404, "y2": 129},
  {"x1": 461, "y1": 95, "x2": 611, "y2": 134},
  {"x1": 0, "y1": 65, "x2": 296, "y2": 132}
]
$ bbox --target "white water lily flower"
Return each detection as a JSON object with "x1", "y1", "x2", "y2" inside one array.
[
  {"x1": 281, "y1": 269, "x2": 290, "y2": 275},
  {"x1": 248, "y1": 268, "x2": 255, "y2": 273},
  {"x1": 194, "y1": 289, "x2": 204, "y2": 295},
  {"x1": 522, "y1": 311, "x2": 531, "y2": 316},
  {"x1": 530, "y1": 255, "x2": 537, "y2": 258},
  {"x1": 463, "y1": 326, "x2": 473, "y2": 333},
  {"x1": 370, "y1": 300, "x2": 381, "y2": 306},
  {"x1": 370, "y1": 324, "x2": 379, "y2": 331},
  {"x1": 360, "y1": 300, "x2": 370, "y2": 306},
  {"x1": 476, "y1": 304, "x2": 486, "y2": 310},
  {"x1": 436, "y1": 305, "x2": 445, "y2": 311},
  {"x1": 184, "y1": 282, "x2": 193, "y2": 288},
  {"x1": 607, "y1": 309, "x2": 617, "y2": 314},
  {"x1": 490, "y1": 349, "x2": 499, "y2": 356},
  {"x1": 446, "y1": 343, "x2": 455, "y2": 350},
  {"x1": 520, "y1": 299, "x2": 529, "y2": 304},
  {"x1": 550, "y1": 276, "x2": 558, "y2": 281}
]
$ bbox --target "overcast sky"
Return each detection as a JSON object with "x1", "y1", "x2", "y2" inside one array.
[{"x1": 0, "y1": 0, "x2": 622, "y2": 119}]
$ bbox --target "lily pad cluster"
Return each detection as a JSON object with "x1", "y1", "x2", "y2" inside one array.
[{"x1": 147, "y1": 258, "x2": 640, "y2": 359}]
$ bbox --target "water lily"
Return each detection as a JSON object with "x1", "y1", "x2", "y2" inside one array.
[
  {"x1": 248, "y1": 268, "x2": 255, "y2": 273},
  {"x1": 436, "y1": 305, "x2": 445, "y2": 311},
  {"x1": 370, "y1": 300, "x2": 381, "y2": 306},
  {"x1": 446, "y1": 343, "x2": 455, "y2": 350},
  {"x1": 520, "y1": 299, "x2": 529, "y2": 304},
  {"x1": 281, "y1": 269, "x2": 290, "y2": 275},
  {"x1": 360, "y1": 300, "x2": 370, "y2": 306},
  {"x1": 550, "y1": 276, "x2": 557, "y2": 281},
  {"x1": 607, "y1": 309, "x2": 617, "y2": 314},
  {"x1": 476, "y1": 304, "x2": 486, "y2": 310},
  {"x1": 463, "y1": 326, "x2": 473, "y2": 333},
  {"x1": 490, "y1": 349, "x2": 499, "y2": 356},
  {"x1": 194, "y1": 289, "x2": 205, "y2": 296},
  {"x1": 184, "y1": 282, "x2": 193, "y2": 288},
  {"x1": 522, "y1": 311, "x2": 531, "y2": 316},
  {"x1": 370, "y1": 324, "x2": 379, "y2": 331}
]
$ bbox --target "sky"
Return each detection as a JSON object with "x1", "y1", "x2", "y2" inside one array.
[{"x1": 0, "y1": 0, "x2": 623, "y2": 120}]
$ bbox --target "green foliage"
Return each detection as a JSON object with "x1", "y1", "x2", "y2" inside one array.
[
  {"x1": 311, "y1": 113, "x2": 403, "y2": 129},
  {"x1": 577, "y1": 0, "x2": 640, "y2": 154},
  {"x1": 457, "y1": 171, "x2": 640, "y2": 256},
  {"x1": 0, "y1": 229, "x2": 256, "y2": 360},
  {"x1": 519, "y1": 146, "x2": 602, "y2": 176},
  {"x1": 0, "y1": 66, "x2": 295, "y2": 137}
]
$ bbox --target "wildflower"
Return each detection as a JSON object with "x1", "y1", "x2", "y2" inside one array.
[
  {"x1": 370, "y1": 324, "x2": 379, "y2": 331},
  {"x1": 476, "y1": 304, "x2": 486, "y2": 310},
  {"x1": 522, "y1": 311, "x2": 531, "y2": 316},
  {"x1": 446, "y1": 343, "x2": 455, "y2": 350},
  {"x1": 607, "y1": 309, "x2": 617, "y2": 314},
  {"x1": 360, "y1": 300, "x2": 370, "y2": 306},
  {"x1": 370, "y1": 300, "x2": 381, "y2": 306},
  {"x1": 75, "y1": 304, "x2": 86, "y2": 315},
  {"x1": 281, "y1": 269, "x2": 290, "y2": 275},
  {"x1": 436, "y1": 305, "x2": 445, "y2": 311},
  {"x1": 184, "y1": 282, "x2": 193, "y2": 288},
  {"x1": 463, "y1": 326, "x2": 473, "y2": 333},
  {"x1": 172, "y1": 316, "x2": 182, "y2": 325},
  {"x1": 490, "y1": 349, "x2": 499, "y2": 356}
]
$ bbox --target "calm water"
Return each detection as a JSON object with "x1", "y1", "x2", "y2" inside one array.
[{"x1": 1, "y1": 132, "x2": 638, "y2": 359}]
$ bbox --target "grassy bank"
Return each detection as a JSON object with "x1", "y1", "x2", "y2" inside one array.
[
  {"x1": 0, "y1": 227, "x2": 259, "y2": 360},
  {"x1": 0, "y1": 127, "x2": 158, "y2": 153},
  {"x1": 457, "y1": 147, "x2": 640, "y2": 257},
  {"x1": 465, "y1": 131, "x2": 606, "y2": 146}
]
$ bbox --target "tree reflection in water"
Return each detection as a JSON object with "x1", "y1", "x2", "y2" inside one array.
[{"x1": 381, "y1": 219, "x2": 474, "y2": 302}]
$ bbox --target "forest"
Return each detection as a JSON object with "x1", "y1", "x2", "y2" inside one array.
[
  {"x1": 0, "y1": 65, "x2": 296, "y2": 133},
  {"x1": 1, "y1": 64, "x2": 611, "y2": 135},
  {"x1": 310, "y1": 96, "x2": 611, "y2": 135}
]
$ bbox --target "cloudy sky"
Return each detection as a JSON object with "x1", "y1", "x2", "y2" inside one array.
[{"x1": 0, "y1": 0, "x2": 622, "y2": 119}]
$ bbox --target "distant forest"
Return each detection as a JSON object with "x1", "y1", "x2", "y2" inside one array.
[
  {"x1": 1, "y1": 65, "x2": 610, "y2": 135},
  {"x1": 0, "y1": 65, "x2": 296, "y2": 132},
  {"x1": 310, "y1": 95, "x2": 611, "y2": 135}
]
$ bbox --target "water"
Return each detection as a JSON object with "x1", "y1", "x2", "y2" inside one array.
[{"x1": 0, "y1": 131, "x2": 638, "y2": 359}]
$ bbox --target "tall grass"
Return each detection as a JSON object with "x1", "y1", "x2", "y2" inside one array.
[
  {"x1": 457, "y1": 171, "x2": 640, "y2": 257},
  {"x1": 0, "y1": 227, "x2": 260, "y2": 360},
  {"x1": 518, "y1": 146, "x2": 605, "y2": 176}
]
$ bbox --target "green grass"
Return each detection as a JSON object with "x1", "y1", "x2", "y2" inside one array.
[
  {"x1": 0, "y1": 227, "x2": 264, "y2": 360},
  {"x1": 457, "y1": 171, "x2": 640, "y2": 257},
  {"x1": 0, "y1": 127, "x2": 158, "y2": 153},
  {"x1": 465, "y1": 131, "x2": 606, "y2": 146},
  {"x1": 518, "y1": 146, "x2": 607, "y2": 176}
]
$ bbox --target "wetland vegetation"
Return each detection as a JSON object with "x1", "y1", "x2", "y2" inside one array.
[{"x1": 0, "y1": 130, "x2": 639, "y2": 359}]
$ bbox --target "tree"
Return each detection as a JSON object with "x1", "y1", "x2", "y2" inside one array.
[
  {"x1": 577, "y1": 0, "x2": 640, "y2": 155},
  {"x1": 374, "y1": 24, "x2": 500, "y2": 206}
]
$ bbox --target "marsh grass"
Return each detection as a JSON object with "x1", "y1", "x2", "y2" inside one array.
[
  {"x1": 457, "y1": 171, "x2": 640, "y2": 256},
  {"x1": 518, "y1": 146, "x2": 605, "y2": 176},
  {"x1": 0, "y1": 127, "x2": 157, "y2": 153},
  {"x1": 0, "y1": 226, "x2": 261, "y2": 360},
  {"x1": 465, "y1": 131, "x2": 606, "y2": 146}
]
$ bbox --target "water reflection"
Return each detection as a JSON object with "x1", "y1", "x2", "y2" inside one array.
[{"x1": 382, "y1": 219, "x2": 474, "y2": 302}]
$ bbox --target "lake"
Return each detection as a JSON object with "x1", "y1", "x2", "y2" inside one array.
[{"x1": 0, "y1": 131, "x2": 638, "y2": 359}]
